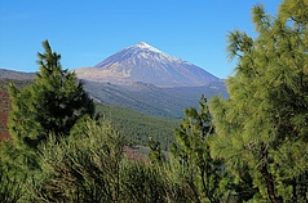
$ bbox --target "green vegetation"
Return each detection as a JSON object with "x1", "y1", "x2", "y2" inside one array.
[
  {"x1": 0, "y1": 79, "x2": 32, "y2": 135},
  {"x1": 96, "y1": 104, "x2": 179, "y2": 150},
  {"x1": 0, "y1": 1, "x2": 308, "y2": 202},
  {"x1": 0, "y1": 79, "x2": 179, "y2": 148},
  {"x1": 26, "y1": 117, "x2": 193, "y2": 202},
  {"x1": 147, "y1": 137, "x2": 166, "y2": 165},
  {"x1": 210, "y1": 0, "x2": 308, "y2": 202},
  {"x1": 8, "y1": 40, "x2": 94, "y2": 150},
  {"x1": 7, "y1": 40, "x2": 94, "y2": 169},
  {"x1": 0, "y1": 79, "x2": 33, "y2": 90},
  {"x1": 170, "y1": 95, "x2": 231, "y2": 202}
]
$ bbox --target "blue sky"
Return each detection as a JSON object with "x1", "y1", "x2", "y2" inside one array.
[{"x1": 0, "y1": 0, "x2": 282, "y2": 78}]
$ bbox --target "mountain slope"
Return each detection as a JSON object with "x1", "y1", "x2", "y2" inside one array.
[
  {"x1": 95, "y1": 104, "x2": 179, "y2": 150},
  {"x1": 0, "y1": 68, "x2": 35, "y2": 80},
  {"x1": 74, "y1": 42, "x2": 220, "y2": 87},
  {"x1": 0, "y1": 78, "x2": 180, "y2": 148},
  {"x1": 83, "y1": 80, "x2": 228, "y2": 118}
]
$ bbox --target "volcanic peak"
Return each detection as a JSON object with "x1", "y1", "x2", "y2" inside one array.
[
  {"x1": 74, "y1": 41, "x2": 220, "y2": 87},
  {"x1": 127, "y1": 41, "x2": 186, "y2": 65},
  {"x1": 129, "y1": 41, "x2": 162, "y2": 53}
]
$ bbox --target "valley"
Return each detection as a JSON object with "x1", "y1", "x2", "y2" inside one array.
[
  {"x1": 0, "y1": 76, "x2": 224, "y2": 149},
  {"x1": 0, "y1": 42, "x2": 227, "y2": 144}
]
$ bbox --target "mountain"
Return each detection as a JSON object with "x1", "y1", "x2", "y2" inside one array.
[
  {"x1": 0, "y1": 68, "x2": 35, "y2": 80},
  {"x1": 0, "y1": 42, "x2": 228, "y2": 119},
  {"x1": 82, "y1": 80, "x2": 228, "y2": 118},
  {"x1": 74, "y1": 42, "x2": 220, "y2": 87}
]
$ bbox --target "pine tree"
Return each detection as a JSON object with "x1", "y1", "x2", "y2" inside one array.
[
  {"x1": 8, "y1": 40, "x2": 94, "y2": 156},
  {"x1": 147, "y1": 137, "x2": 165, "y2": 165},
  {"x1": 171, "y1": 95, "x2": 230, "y2": 203},
  {"x1": 210, "y1": 1, "x2": 308, "y2": 202}
]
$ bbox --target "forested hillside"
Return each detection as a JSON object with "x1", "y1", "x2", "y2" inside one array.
[
  {"x1": 0, "y1": 78, "x2": 179, "y2": 148},
  {"x1": 1, "y1": 1, "x2": 308, "y2": 202},
  {"x1": 96, "y1": 104, "x2": 179, "y2": 150}
]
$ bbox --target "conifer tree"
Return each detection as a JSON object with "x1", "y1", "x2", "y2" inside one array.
[
  {"x1": 8, "y1": 40, "x2": 94, "y2": 153},
  {"x1": 147, "y1": 137, "x2": 165, "y2": 165},
  {"x1": 171, "y1": 95, "x2": 229, "y2": 203},
  {"x1": 210, "y1": 1, "x2": 308, "y2": 202}
]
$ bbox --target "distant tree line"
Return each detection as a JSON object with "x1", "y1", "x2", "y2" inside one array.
[
  {"x1": 95, "y1": 104, "x2": 179, "y2": 150},
  {"x1": 1, "y1": 0, "x2": 308, "y2": 202}
]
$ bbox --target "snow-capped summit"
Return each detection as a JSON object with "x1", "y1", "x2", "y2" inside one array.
[
  {"x1": 133, "y1": 41, "x2": 161, "y2": 53},
  {"x1": 121, "y1": 41, "x2": 184, "y2": 66},
  {"x1": 74, "y1": 42, "x2": 220, "y2": 87}
]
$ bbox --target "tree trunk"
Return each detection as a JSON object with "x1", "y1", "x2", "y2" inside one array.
[
  {"x1": 258, "y1": 144, "x2": 283, "y2": 203},
  {"x1": 259, "y1": 164, "x2": 283, "y2": 203}
]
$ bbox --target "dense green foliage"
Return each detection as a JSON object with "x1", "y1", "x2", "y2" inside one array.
[
  {"x1": 0, "y1": 78, "x2": 179, "y2": 148},
  {"x1": 96, "y1": 104, "x2": 179, "y2": 150},
  {"x1": 24, "y1": 117, "x2": 193, "y2": 203},
  {"x1": 1, "y1": 1, "x2": 308, "y2": 202},
  {"x1": 171, "y1": 95, "x2": 226, "y2": 203},
  {"x1": 7, "y1": 40, "x2": 94, "y2": 168},
  {"x1": 29, "y1": 117, "x2": 126, "y2": 202},
  {"x1": 210, "y1": 0, "x2": 308, "y2": 202},
  {"x1": 170, "y1": 95, "x2": 252, "y2": 203},
  {"x1": 0, "y1": 79, "x2": 32, "y2": 135},
  {"x1": 0, "y1": 140, "x2": 26, "y2": 203},
  {"x1": 147, "y1": 137, "x2": 166, "y2": 165}
]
